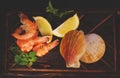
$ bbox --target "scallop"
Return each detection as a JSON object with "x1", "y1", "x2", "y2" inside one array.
[
  {"x1": 80, "y1": 33, "x2": 106, "y2": 63},
  {"x1": 60, "y1": 30, "x2": 86, "y2": 68}
]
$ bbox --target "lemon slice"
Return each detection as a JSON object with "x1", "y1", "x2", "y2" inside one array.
[
  {"x1": 33, "y1": 16, "x2": 53, "y2": 43},
  {"x1": 52, "y1": 13, "x2": 80, "y2": 37}
]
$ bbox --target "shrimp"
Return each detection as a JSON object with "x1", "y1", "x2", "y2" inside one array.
[
  {"x1": 33, "y1": 36, "x2": 50, "y2": 45},
  {"x1": 12, "y1": 13, "x2": 37, "y2": 40},
  {"x1": 16, "y1": 36, "x2": 50, "y2": 52},
  {"x1": 33, "y1": 39, "x2": 59, "y2": 57},
  {"x1": 17, "y1": 38, "x2": 34, "y2": 52}
]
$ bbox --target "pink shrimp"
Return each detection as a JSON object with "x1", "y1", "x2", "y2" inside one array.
[
  {"x1": 12, "y1": 13, "x2": 37, "y2": 40},
  {"x1": 33, "y1": 39, "x2": 59, "y2": 57},
  {"x1": 17, "y1": 38, "x2": 34, "y2": 52},
  {"x1": 16, "y1": 36, "x2": 50, "y2": 52},
  {"x1": 33, "y1": 36, "x2": 50, "y2": 45}
]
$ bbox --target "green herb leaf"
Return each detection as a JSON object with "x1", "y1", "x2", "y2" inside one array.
[
  {"x1": 45, "y1": 1, "x2": 74, "y2": 18},
  {"x1": 11, "y1": 46, "x2": 37, "y2": 66},
  {"x1": 28, "y1": 61, "x2": 33, "y2": 66},
  {"x1": 20, "y1": 58, "x2": 28, "y2": 65},
  {"x1": 46, "y1": 1, "x2": 58, "y2": 14},
  {"x1": 15, "y1": 55, "x2": 21, "y2": 64},
  {"x1": 10, "y1": 46, "x2": 21, "y2": 55},
  {"x1": 29, "y1": 52, "x2": 36, "y2": 57},
  {"x1": 19, "y1": 61, "x2": 27, "y2": 66},
  {"x1": 58, "y1": 10, "x2": 74, "y2": 18},
  {"x1": 29, "y1": 57, "x2": 37, "y2": 62}
]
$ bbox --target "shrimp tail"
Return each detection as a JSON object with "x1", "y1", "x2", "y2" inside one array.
[
  {"x1": 33, "y1": 39, "x2": 59, "y2": 57},
  {"x1": 19, "y1": 12, "x2": 37, "y2": 27},
  {"x1": 33, "y1": 36, "x2": 50, "y2": 45},
  {"x1": 46, "y1": 39, "x2": 59, "y2": 51}
]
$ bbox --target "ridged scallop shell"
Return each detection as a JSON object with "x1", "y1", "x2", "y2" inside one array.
[
  {"x1": 60, "y1": 30, "x2": 86, "y2": 68},
  {"x1": 80, "y1": 33, "x2": 106, "y2": 63}
]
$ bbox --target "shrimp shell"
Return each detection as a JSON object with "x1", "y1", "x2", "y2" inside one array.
[{"x1": 12, "y1": 13, "x2": 37, "y2": 40}]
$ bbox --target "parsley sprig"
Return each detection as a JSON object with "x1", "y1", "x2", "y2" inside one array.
[
  {"x1": 10, "y1": 46, "x2": 37, "y2": 66},
  {"x1": 46, "y1": 1, "x2": 74, "y2": 18}
]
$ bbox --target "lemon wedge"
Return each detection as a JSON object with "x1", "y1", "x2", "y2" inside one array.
[
  {"x1": 52, "y1": 13, "x2": 80, "y2": 38},
  {"x1": 33, "y1": 16, "x2": 53, "y2": 43}
]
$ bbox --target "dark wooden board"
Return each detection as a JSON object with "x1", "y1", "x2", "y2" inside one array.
[{"x1": 2, "y1": 9, "x2": 120, "y2": 78}]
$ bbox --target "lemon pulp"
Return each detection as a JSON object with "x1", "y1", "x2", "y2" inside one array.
[
  {"x1": 33, "y1": 16, "x2": 53, "y2": 43},
  {"x1": 52, "y1": 13, "x2": 80, "y2": 38}
]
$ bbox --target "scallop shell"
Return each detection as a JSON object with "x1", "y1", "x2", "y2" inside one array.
[
  {"x1": 60, "y1": 30, "x2": 86, "y2": 68},
  {"x1": 80, "y1": 33, "x2": 106, "y2": 63}
]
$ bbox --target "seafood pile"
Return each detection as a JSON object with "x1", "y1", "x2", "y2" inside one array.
[
  {"x1": 12, "y1": 13, "x2": 59, "y2": 57},
  {"x1": 11, "y1": 12, "x2": 106, "y2": 68}
]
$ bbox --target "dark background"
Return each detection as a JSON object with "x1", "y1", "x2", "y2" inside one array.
[{"x1": 0, "y1": 0, "x2": 120, "y2": 77}]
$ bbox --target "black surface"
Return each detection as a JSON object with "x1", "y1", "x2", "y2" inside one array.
[{"x1": 0, "y1": 0, "x2": 120, "y2": 11}]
